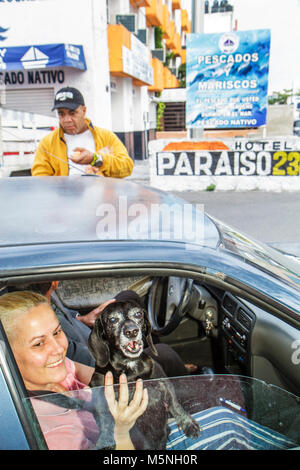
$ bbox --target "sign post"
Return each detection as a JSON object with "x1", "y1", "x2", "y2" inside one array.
[{"x1": 190, "y1": 0, "x2": 205, "y2": 139}]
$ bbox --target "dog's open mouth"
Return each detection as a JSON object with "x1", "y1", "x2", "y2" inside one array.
[{"x1": 122, "y1": 340, "x2": 143, "y2": 357}]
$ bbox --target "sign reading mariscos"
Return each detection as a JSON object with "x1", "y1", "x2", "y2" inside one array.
[{"x1": 186, "y1": 29, "x2": 271, "y2": 129}]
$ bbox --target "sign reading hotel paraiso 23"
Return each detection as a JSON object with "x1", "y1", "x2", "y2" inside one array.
[{"x1": 186, "y1": 29, "x2": 271, "y2": 129}]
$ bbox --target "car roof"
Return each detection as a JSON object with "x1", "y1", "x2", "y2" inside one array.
[
  {"x1": 1, "y1": 177, "x2": 300, "y2": 320},
  {"x1": 0, "y1": 176, "x2": 220, "y2": 248}
]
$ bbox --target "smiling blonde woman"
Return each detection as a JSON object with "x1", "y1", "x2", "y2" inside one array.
[{"x1": 0, "y1": 291, "x2": 148, "y2": 450}]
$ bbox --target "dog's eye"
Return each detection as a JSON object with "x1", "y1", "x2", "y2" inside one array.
[
  {"x1": 134, "y1": 311, "x2": 143, "y2": 319},
  {"x1": 109, "y1": 317, "x2": 118, "y2": 324}
]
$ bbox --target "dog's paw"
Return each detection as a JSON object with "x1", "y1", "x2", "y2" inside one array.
[{"x1": 181, "y1": 417, "x2": 201, "y2": 439}]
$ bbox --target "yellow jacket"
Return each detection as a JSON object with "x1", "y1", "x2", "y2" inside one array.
[{"x1": 31, "y1": 118, "x2": 134, "y2": 177}]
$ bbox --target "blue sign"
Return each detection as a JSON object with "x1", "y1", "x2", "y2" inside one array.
[
  {"x1": 186, "y1": 29, "x2": 271, "y2": 129},
  {"x1": 0, "y1": 43, "x2": 87, "y2": 71}
]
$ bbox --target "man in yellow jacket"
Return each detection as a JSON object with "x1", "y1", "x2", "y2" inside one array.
[{"x1": 31, "y1": 87, "x2": 134, "y2": 177}]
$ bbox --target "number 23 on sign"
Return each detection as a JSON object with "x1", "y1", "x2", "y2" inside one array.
[{"x1": 272, "y1": 152, "x2": 300, "y2": 175}]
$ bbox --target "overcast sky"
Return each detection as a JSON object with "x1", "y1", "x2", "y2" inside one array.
[{"x1": 230, "y1": 0, "x2": 300, "y2": 94}]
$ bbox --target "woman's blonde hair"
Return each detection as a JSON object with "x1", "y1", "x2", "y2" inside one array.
[{"x1": 0, "y1": 291, "x2": 49, "y2": 343}]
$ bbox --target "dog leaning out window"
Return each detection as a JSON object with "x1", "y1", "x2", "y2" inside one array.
[{"x1": 88, "y1": 290, "x2": 201, "y2": 450}]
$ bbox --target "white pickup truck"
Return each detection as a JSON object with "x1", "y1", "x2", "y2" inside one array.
[{"x1": 0, "y1": 109, "x2": 57, "y2": 177}]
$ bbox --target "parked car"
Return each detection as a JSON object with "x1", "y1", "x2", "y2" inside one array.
[{"x1": 0, "y1": 176, "x2": 299, "y2": 450}]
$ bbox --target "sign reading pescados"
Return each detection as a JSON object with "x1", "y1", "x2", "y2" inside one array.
[{"x1": 186, "y1": 29, "x2": 271, "y2": 129}]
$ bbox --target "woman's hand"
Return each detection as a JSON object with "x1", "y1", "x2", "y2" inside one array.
[{"x1": 104, "y1": 371, "x2": 148, "y2": 450}]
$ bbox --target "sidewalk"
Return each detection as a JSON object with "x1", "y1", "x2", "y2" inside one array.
[{"x1": 127, "y1": 159, "x2": 150, "y2": 185}]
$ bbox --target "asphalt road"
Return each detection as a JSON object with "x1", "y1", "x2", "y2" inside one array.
[
  {"x1": 128, "y1": 161, "x2": 300, "y2": 256},
  {"x1": 171, "y1": 190, "x2": 300, "y2": 255}
]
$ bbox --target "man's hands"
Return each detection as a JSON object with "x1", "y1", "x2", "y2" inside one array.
[
  {"x1": 76, "y1": 299, "x2": 115, "y2": 328},
  {"x1": 69, "y1": 146, "x2": 111, "y2": 167},
  {"x1": 69, "y1": 147, "x2": 94, "y2": 165},
  {"x1": 85, "y1": 165, "x2": 101, "y2": 175}
]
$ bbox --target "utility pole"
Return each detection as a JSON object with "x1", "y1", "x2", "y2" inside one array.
[
  {"x1": 190, "y1": 0, "x2": 205, "y2": 139},
  {"x1": 192, "y1": 0, "x2": 205, "y2": 35}
]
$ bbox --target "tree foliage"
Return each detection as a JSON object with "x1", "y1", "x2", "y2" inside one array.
[
  {"x1": 156, "y1": 102, "x2": 166, "y2": 131},
  {"x1": 268, "y1": 89, "x2": 300, "y2": 105},
  {"x1": 154, "y1": 27, "x2": 163, "y2": 49}
]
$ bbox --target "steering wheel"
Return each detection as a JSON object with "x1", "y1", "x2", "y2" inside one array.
[{"x1": 147, "y1": 276, "x2": 194, "y2": 335}]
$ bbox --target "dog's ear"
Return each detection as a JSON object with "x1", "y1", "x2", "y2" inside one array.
[
  {"x1": 88, "y1": 317, "x2": 110, "y2": 367},
  {"x1": 143, "y1": 313, "x2": 158, "y2": 357}
]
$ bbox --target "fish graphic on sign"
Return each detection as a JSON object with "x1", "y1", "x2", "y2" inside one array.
[
  {"x1": 0, "y1": 26, "x2": 9, "y2": 41},
  {"x1": 21, "y1": 46, "x2": 49, "y2": 69}
]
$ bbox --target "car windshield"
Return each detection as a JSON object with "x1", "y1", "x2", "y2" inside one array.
[
  {"x1": 211, "y1": 215, "x2": 300, "y2": 291},
  {"x1": 25, "y1": 374, "x2": 300, "y2": 451}
]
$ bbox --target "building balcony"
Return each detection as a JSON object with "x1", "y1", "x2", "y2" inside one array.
[
  {"x1": 172, "y1": 0, "x2": 181, "y2": 9},
  {"x1": 181, "y1": 9, "x2": 189, "y2": 32},
  {"x1": 163, "y1": 66, "x2": 179, "y2": 89},
  {"x1": 180, "y1": 48, "x2": 186, "y2": 64},
  {"x1": 162, "y1": 4, "x2": 171, "y2": 40},
  {"x1": 107, "y1": 24, "x2": 131, "y2": 77},
  {"x1": 165, "y1": 20, "x2": 176, "y2": 50},
  {"x1": 148, "y1": 57, "x2": 164, "y2": 92},
  {"x1": 145, "y1": 0, "x2": 164, "y2": 27},
  {"x1": 172, "y1": 32, "x2": 182, "y2": 57},
  {"x1": 107, "y1": 24, "x2": 153, "y2": 86},
  {"x1": 129, "y1": 0, "x2": 151, "y2": 7}
]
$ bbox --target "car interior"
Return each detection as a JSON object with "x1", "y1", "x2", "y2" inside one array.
[
  {"x1": 2, "y1": 271, "x2": 300, "y2": 448},
  {"x1": 5, "y1": 272, "x2": 300, "y2": 394}
]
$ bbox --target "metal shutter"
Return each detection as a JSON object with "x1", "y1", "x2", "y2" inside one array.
[
  {"x1": 163, "y1": 102, "x2": 186, "y2": 131},
  {"x1": 2, "y1": 88, "x2": 55, "y2": 117}
]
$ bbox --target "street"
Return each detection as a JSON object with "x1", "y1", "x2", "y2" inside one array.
[
  {"x1": 171, "y1": 190, "x2": 300, "y2": 256},
  {"x1": 128, "y1": 160, "x2": 300, "y2": 253}
]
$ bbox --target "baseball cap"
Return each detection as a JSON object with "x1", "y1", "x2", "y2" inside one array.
[{"x1": 52, "y1": 87, "x2": 85, "y2": 111}]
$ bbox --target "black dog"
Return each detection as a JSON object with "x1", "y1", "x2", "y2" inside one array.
[{"x1": 88, "y1": 290, "x2": 200, "y2": 450}]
